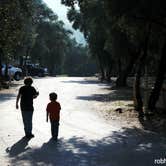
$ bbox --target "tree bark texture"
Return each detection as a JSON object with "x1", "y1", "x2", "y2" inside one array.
[
  {"x1": 116, "y1": 53, "x2": 139, "y2": 87},
  {"x1": 148, "y1": 39, "x2": 166, "y2": 111},
  {"x1": 133, "y1": 24, "x2": 151, "y2": 115},
  {"x1": 97, "y1": 53, "x2": 105, "y2": 81}
]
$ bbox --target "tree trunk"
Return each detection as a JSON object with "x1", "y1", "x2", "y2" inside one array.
[
  {"x1": 23, "y1": 47, "x2": 31, "y2": 76},
  {"x1": 4, "y1": 62, "x2": 9, "y2": 81},
  {"x1": 116, "y1": 73, "x2": 127, "y2": 87},
  {"x1": 100, "y1": 66, "x2": 105, "y2": 82},
  {"x1": 106, "y1": 66, "x2": 112, "y2": 82},
  {"x1": 116, "y1": 56, "x2": 137, "y2": 87},
  {"x1": 97, "y1": 53, "x2": 105, "y2": 81},
  {"x1": 0, "y1": 48, "x2": 2, "y2": 77},
  {"x1": 148, "y1": 39, "x2": 166, "y2": 111},
  {"x1": 116, "y1": 45, "x2": 142, "y2": 87},
  {"x1": 133, "y1": 68, "x2": 144, "y2": 116},
  {"x1": 19, "y1": 56, "x2": 24, "y2": 67},
  {"x1": 0, "y1": 48, "x2": 3, "y2": 89},
  {"x1": 118, "y1": 59, "x2": 122, "y2": 76},
  {"x1": 133, "y1": 24, "x2": 151, "y2": 116},
  {"x1": 116, "y1": 59, "x2": 126, "y2": 86}
]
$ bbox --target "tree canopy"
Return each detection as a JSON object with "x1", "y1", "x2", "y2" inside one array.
[
  {"x1": 0, "y1": 0, "x2": 97, "y2": 77},
  {"x1": 62, "y1": 0, "x2": 166, "y2": 113}
]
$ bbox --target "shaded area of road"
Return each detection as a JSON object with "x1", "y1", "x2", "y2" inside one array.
[
  {"x1": 0, "y1": 93, "x2": 16, "y2": 103},
  {"x1": 6, "y1": 128, "x2": 166, "y2": 166}
]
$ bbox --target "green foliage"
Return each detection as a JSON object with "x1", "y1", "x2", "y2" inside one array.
[
  {"x1": 62, "y1": 0, "x2": 166, "y2": 80},
  {"x1": 0, "y1": 0, "x2": 96, "y2": 77},
  {"x1": 0, "y1": 0, "x2": 34, "y2": 60},
  {"x1": 63, "y1": 41, "x2": 97, "y2": 76},
  {"x1": 62, "y1": 0, "x2": 113, "y2": 80},
  {"x1": 29, "y1": 1, "x2": 96, "y2": 75}
]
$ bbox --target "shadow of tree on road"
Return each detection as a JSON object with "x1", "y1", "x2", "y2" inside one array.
[
  {"x1": 6, "y1": 128, "x2": 166, "y2": 166},
  {"x1": 0, "y1": 93, "x2": 16, "y2": 103},
  {"x1": 76, "y1": 89, "x2": 132, "y2": 102},
  {"x1": 62, "y1": 78, "x2": 132, "y2": 103},
  {"x1": 10, "y1": 83, "x2": 22, "y2": 88}
]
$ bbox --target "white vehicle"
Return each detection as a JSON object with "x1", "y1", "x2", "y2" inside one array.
[{"x1": 2, "y1": 64, "x2": 22, "y2": 81}]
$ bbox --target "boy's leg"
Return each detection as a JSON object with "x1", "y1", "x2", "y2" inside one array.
[
  {"x1": 54, "y1": 121, "x2": 59, "y2": 138},
  {"x1": 51, "y1": 121, "x2": 59, "y2": 139},
  {"x1": 51, "y1": 121, "x2": 54, "y2": 137}
]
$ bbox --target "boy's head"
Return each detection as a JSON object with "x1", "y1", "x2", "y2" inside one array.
[
  {"x1": 24, "y1": 77, "x2": 33, "y2": 86},
  {"x1": 49, "y1": 92, "x2": 57, "y2": 101}
]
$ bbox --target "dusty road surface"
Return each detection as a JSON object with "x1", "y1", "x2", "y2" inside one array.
[{"x1": 0, "y1": 77, "x2": 166, "y2": 166}]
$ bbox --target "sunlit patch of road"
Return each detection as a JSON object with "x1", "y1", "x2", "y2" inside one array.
[{"x1": 32, "y1": 77, "x2": 119, "y2": 140}]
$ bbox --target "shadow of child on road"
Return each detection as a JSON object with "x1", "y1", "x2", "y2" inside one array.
[{"x1": 6, "y1": 137, "x2": 31, "y2": 157}]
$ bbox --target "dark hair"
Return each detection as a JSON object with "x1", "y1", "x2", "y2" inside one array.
[
  {"x1": 24, "y1": 77, "x2": 33, "y2": 85},
  {"x1": 49, "y1": 92, "x2": 57, "y2": 101}
]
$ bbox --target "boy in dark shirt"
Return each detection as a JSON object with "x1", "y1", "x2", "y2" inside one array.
[
  {"x1": 16, "y1": 77, "x2": 39, "y2": 138},
  {"x1": 46, "y1": 92, "x2": 61, "y2": 141}
]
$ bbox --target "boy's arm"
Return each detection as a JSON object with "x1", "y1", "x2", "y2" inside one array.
[{"x1": 16, "y1": 93, "x2": 21, "y2": 109}]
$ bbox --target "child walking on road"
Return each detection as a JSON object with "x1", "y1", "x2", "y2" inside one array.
[{"x1": 46, "y1": 92, "x2": 61, "y2": 141}]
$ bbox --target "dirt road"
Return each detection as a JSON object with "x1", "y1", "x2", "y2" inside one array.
[{"x1": 0, "y1": 77, "x2": 165, "y2": 166}]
